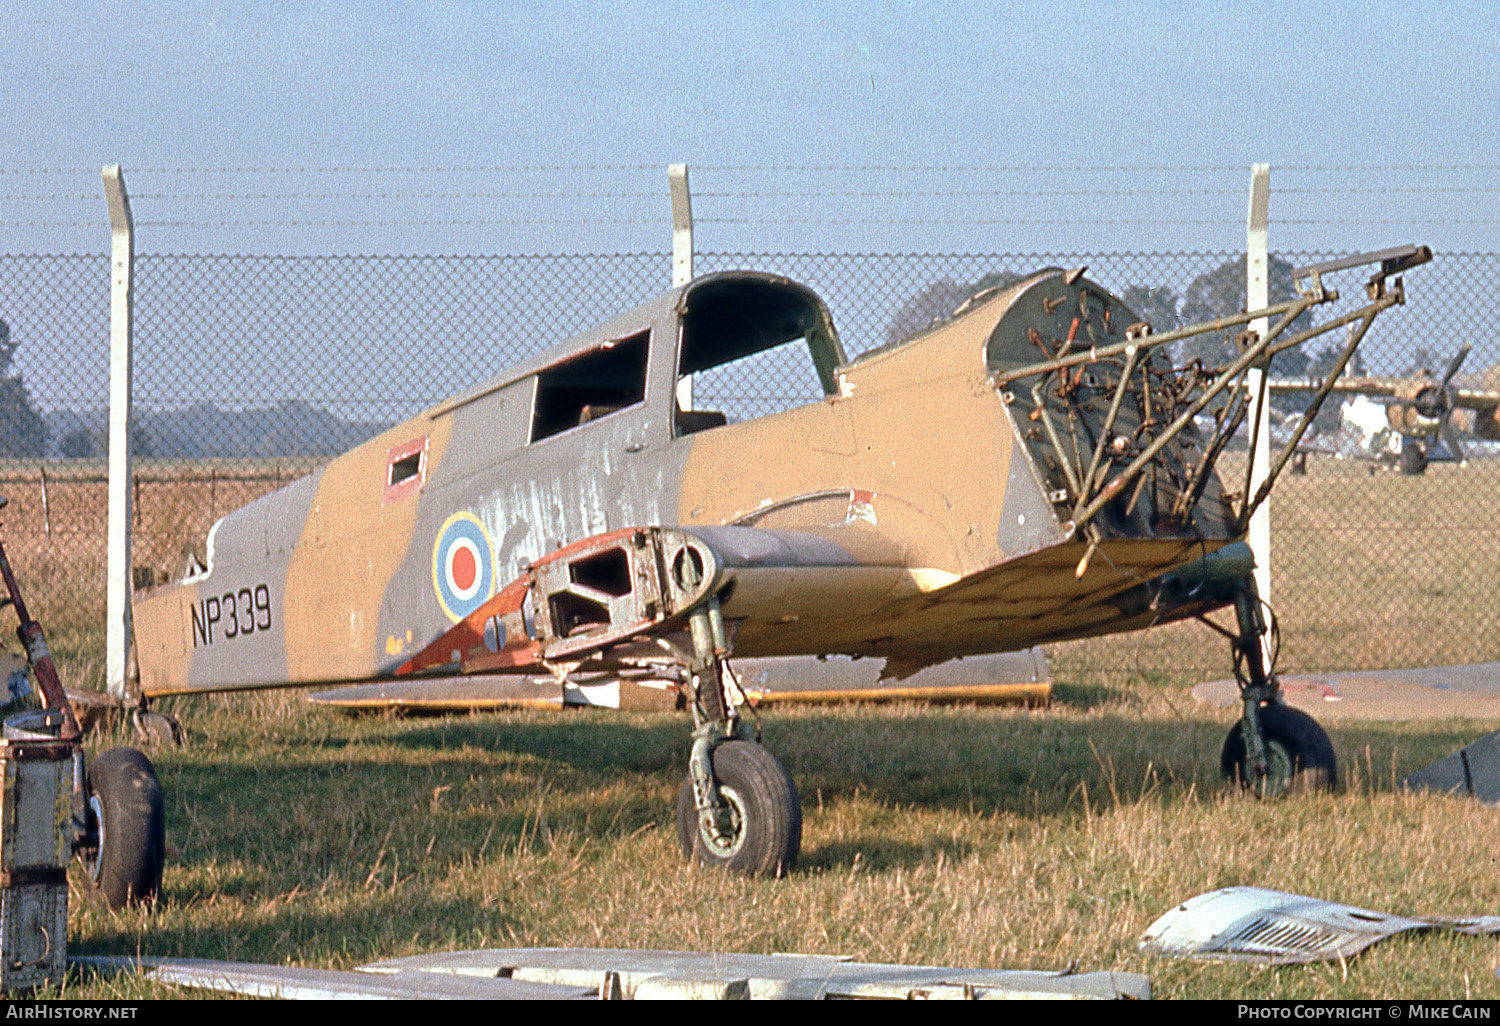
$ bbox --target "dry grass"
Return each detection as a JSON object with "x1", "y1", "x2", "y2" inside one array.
[
  {"x1": 1058, "y1": 454, "x2": 1500, "y2": 678},
  {"x1": 50, "y1": 691, "x2": 1500, "y2": 1000},
  {"x1": 5, "y1": 455, "x2": 1498, "y2": 999}
]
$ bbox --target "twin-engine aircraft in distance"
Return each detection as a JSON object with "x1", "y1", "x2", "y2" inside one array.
[
  {"x1": 1268, "y1": 343, "x2": 1500, "y2": 474},
  {"x1": 131, "y1": 245, "x2": 1431, "y2": 876}
]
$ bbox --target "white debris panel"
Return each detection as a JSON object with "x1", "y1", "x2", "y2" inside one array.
[
  {"x1": 361, "y1": 947, "x2": 1149, "y2": 1000},
  {"x1": 1141, "y1": 887, "x2": 1500, "y2": 965},
  {"x1": 75, "y1": 949, "x2": 1150, "y2": 1000}
]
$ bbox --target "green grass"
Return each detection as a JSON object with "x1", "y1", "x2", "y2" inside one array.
[{"x1": 48, "y1": 685, "x2": 1500, "y2": 1000}]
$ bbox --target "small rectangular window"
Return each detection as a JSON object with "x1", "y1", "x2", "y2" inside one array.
[
  {"x1": 531, "y1": 330, "x2": 649, "y2": 443},
  {"x1": 384, "y1": 436, "x2": 427, "y2": 503},
  {"x1": 390, "y1": 452, "x2": 421, "y2": 485}
]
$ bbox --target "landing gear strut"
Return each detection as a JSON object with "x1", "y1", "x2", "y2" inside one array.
[
  {"x1": 673, "y1": 594, "x2": 800, "y2": 876},
  {"x1": 1218, "y1": 577, "x2": 1337, "y2": 797}
]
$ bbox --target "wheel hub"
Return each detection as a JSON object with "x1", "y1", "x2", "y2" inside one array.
[
  {"x1": 1250, "y1": 740, "x2": 1295, "y2": 799},
  {"x1": 84, "y1": 793, "x2": 105, "y2": 882},
  {"x1": 699, "y1": 785, "x2": 748, "y2": 858}
]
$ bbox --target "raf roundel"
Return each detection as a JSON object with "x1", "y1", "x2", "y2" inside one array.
[{"x1": 432, "y1": 512, "x2": 495, "y2": 622}]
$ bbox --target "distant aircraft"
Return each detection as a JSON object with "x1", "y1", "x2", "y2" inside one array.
[
  {"x1": 1269, "y1": 345, "x2": 1500, "y2": 474},
  {"x1": 130, "y1": 245, "x2": 1430, "y2": 876}
]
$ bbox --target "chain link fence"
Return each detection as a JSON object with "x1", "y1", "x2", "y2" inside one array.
[{"x1": 1, "y1": 248, "x2": 1496, "y2": 677}]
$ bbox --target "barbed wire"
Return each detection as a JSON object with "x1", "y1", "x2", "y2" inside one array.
[
  {"x1": 132, "y1": 218, "x2": 668, "y2": 227},
  {"x1": 9, "y1": 184, "x2": 1500, "y2": 204},
  {"x1": 122, "y1": 165, "x2": 665, "y2": 174},
  {"x1": 698, "y1": 216, "x2": 1500, "y2": 226},
  {"x1": 698, "y1": 216, "x2": 1244, "y2": 225},
  {"x1": 0, "y1": 220, "x2": 106, "y2": 228},
  {"x1": 0, "y1": 191, "x2": 665, "y2": 202},
  {"x1": 1277, "y1": 186, "x2": 1500, "y2": 194},
  {"x1": 696, "y1": 187, "x2": 1245, "y2": 198},
  {"x1": 9, "y1": 163, "x2": 1500, "y2": 176},
  {"x1": 7, "y1": 216, "x2": 1496, "y2": 229},
  {"x1": 0, "y1": 169, "x2": 101, "y2": 176}
]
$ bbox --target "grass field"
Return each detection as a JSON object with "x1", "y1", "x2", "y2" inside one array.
[
  {"x1": 57, "y1": 690, "x2": 1500, "y2": 1000},
  {"x1": 5, "y1": 455, "x2": 1499, "y2": 1000}
]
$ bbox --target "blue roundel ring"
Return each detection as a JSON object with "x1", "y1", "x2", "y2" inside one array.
[{"x1": 432, "y1": 512, "x2": 495, "y2": 622}]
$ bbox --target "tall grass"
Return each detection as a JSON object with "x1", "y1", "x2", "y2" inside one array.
[
  {"x1": 3, "y1": 456, "x2": 1496, "y2": 998},
  {"x1": 55, "y1": 692, "x2": 1500, "y2": 1000}
]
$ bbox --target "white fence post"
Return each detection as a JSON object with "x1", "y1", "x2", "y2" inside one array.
[
  {"x1": 102, "y1": 165, "x2": 134, "y2": 701},
  {"x1": 669, "y1": 163, "x2": 695, "y2": 411},
  {"x1": 1246, "y1": 163, "x2": 1272, "y2": 610}
]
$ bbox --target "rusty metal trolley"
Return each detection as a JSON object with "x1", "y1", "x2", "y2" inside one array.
[{"x1": 0, "y1": 495, "x2": 163, "y2": 991}]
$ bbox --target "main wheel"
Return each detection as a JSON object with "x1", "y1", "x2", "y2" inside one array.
[
  {"x1": 1220, "y1": 703, "x2": 1337, "y2": 797},
  {"x1": 1400, "y1": 438, "x2": 1429, "y2": 475},
  {"x1": 675, "y1": 740, "x2": 800, "y2": 877},
  {"x1": 82, "y1": 747, "x2": 166, "y2": 908}
]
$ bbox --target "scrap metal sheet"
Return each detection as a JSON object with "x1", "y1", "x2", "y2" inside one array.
[
  {"x1": 1402, "y1": 727, "x2": 1500, "y2": 803},
  {"x1": 360, "y1": 947, "x2": 1148, "y2": 1000},
  {"x1": 1141, "y1": 888, "x2": 1500, "y2": 964},
  {"x1": 308, "y1": 649, "x2": 1050, "y2": 714},
  {"x1": 71, "y1": 956, "x2": 594, "y2": 1000}
]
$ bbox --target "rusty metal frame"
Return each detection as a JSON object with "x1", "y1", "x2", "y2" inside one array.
[{"x1": 991, "y1": 245, "x2": 1431, "y2": 541}]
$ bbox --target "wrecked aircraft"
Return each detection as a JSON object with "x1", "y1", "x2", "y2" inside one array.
[
  {"x1": 1269, "y1": 343, "x2": 1500, "y2": 474},
  {"x1": 130, "y1": 245, "x2": 1431, "y2": 875}
]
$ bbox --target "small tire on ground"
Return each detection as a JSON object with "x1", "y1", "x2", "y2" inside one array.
[
  {"x1": 1220, "y1": 702, "x2": 1337, "y2": 797},
  {"x1": 675, "y1": 740, "x2": 801, "y2": 877},
  {"x1": 84, "y1": 746, "x2": 166, "y2": 908},
  {"x1": 1400, "y1": 439, "x2": 1429, "y2": 476}
]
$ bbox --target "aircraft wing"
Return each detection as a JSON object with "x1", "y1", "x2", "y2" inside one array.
[
  {"x1": 397, "y1": 523, "x2": 919, "y2": 679},
  {"x1": 398, "y1": 522, "x2": 1248, "y2": 684},
  {"x1": 1452, "y1": 386, "x2": 1500, "y2": 412},
  {"x1": 1266, "y1": 377, "x2": 1404, "y2": 399},
  {"x1": 1270, "y1": 377, "x2": 1500, "y2": 410}
]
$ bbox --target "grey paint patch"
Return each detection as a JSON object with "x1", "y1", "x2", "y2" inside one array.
[
  {"x1": 180, "y1": 466, "x2": 324, "y2": 689},
  {"x1": 1403, "y1": 727, "x2": 1500, "y2": 803},
  {"x1": 998, "y1": 400, "x2": 1065, "y2": 557},
  {"x1": 377, "y1": 354, "x2": 697, "y2": 673}
]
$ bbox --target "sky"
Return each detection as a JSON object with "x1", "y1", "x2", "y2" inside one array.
[{"x1": 4, "y1": 0, "x2": 1500, "y2": 256}]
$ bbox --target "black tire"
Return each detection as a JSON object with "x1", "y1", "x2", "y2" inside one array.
[
  {"x1": 1400, "y1": 439, "x2": 1428, "y2": 476},
  {"x1": 1220, "y1": 703, "x2": 1337, "y2": 797},
  {"x1": 83, "y1": 747, "x2": 166, "y2": 908},
  {"x1": 675, "y1": 740, "x2": 800, "y2": 877}
]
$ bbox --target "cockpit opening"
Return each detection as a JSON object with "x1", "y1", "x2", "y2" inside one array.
[{"x1": 675, "y1": 275, "x2": 846, "y2": 433}]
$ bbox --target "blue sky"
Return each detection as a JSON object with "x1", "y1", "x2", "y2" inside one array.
[{"x1": 4, "y1": 1, "x2": 1499, "y2": 254}]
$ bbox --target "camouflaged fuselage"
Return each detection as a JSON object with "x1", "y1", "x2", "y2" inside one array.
[{"x1": 133, "y1": 269, "x2": 1240, "y2": 695}]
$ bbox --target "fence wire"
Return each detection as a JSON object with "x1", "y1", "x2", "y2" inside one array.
[{"x1": 0, "y1": 249, "x2": 1496, "y2": 677}]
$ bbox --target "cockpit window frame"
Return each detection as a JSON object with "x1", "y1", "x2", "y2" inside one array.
[
  {"x1": 671, "y1": 276, "x2": 846, "y2": 435},
  {"x1": 528, "y1": 329, "x2": 651, "y2": 444}
]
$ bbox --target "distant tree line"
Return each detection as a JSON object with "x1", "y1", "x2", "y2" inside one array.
[
  {"x1": 43, "y1": 401, "x2": 390, "y2": 461},
  {"x1": 0, "y1": 315, "x2": 396, "y2": 460},
  {"x1": 883, "y1": 255, "x2": 1365, "y2": 384},
  {"x1": 0, "y1": 320, "x2": 47, "y2": 458}
]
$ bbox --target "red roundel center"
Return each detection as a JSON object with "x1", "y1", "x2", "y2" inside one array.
[{"x1": 450, "y1": 545, "x2": 477, "y2": 591}]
